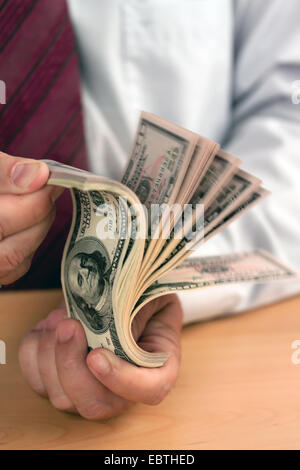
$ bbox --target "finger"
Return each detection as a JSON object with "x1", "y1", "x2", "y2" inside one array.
[
  {"x1": 38, "y1": 310, "x2": 75, "y2": 413},
  {"x1": 18, "y1": 318, "x2": 48, "y2": 397},
  {"x1": 137, "y1": 294, "x2": 183, "y2": 355},
  {"x1": 0, "y1": 151, "x2": 49, "y2": 194},
  {"x1": 87, "y1": 349, "x2": 180, "y2": 406},
  {"x1": 0, "y1": 254, "x2": 33, "y2": 285},
  {"x1": 87, "y1": 295, "x2": 182, "y2": 405},
  {"x1": 0, "y1": 207, "x2": 56, "y2": 284},
  {"x1": 131, "y1": 295, "x2": 176, "y2": 342},
  {"x1": 55, "y1": 319, "x2": 129, "y2": 420},
  {"x1": 0, "y1": 185, "x2": 63, "y2": 241}
]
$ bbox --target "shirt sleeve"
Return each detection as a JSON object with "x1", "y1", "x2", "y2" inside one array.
[{"x1": 180, "y1": 0, "x2": 300, "y2": 325}]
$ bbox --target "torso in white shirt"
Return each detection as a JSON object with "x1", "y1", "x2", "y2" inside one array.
[
  {"x1": 66, "y1": 0, "x2": 300, "y2": 322},
  {"x1": 67, "y1": 0, "x2": 232, "y2": 178}
]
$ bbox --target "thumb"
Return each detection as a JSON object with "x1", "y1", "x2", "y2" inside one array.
[{"x1": 0, "y1": 151, "x2": 49, "y2": 194}]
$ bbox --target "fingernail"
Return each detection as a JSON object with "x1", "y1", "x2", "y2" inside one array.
[
  {"x1": 92, "y1": 351, "x2": 112, "y2": 375},
  {"x1": 11, "y1": 162, "x2": 42, "y2": 188},
  {"x1": 56, "y1": 323, "x2": 75, "y2": 343}
]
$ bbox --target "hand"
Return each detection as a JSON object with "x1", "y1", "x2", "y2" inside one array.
[
  {"x1": 18, "y1": 294, "x2": 183, "y2": 420},
  {"x1": 0, "y1": 151, "x2": 63, "y2": 285}
]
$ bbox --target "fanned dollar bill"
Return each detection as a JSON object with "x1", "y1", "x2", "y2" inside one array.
[{"x1": 45, "y1": 111, "x2": 299, "y2": 367}]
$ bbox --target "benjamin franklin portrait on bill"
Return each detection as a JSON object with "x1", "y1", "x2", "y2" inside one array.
[{"x1": 64, "y1": 237, "x2": 112, "y2": 333}]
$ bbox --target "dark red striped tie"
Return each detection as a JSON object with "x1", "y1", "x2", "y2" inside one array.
[{"x1": 0, "y1": 0, "x2": 89, "y2": 289}]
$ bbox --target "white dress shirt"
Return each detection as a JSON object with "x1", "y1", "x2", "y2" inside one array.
[{"x1": 67, "y1": 0, "x2": 300, "y2": 324}]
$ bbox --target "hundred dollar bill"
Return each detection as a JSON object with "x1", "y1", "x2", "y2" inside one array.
[
  {"x1": 122, "y1": 110, "x2": 199, "y2": 209},
  {"x1": 62, "y1": 190, "x2": 129, "y2": 354},
  {"x1": 189, "y1": 149, "x2": 241, "y2": 207},
  {"x1": 175, "y1": 167, "x2": 261, "y2": 242},
  {"x1": 134, "y1": 184, "x2": 270, "y2": 301},
  {"x1": 175, "y1": 137, "x2": 220, "y2": 204},
  {"x1": 122, "y1": 111, "x2": 201, "y2": 276},
  {"x1": 133, "y1": 250, "x2": 299, "y2": 316},
  {"x1": 203, "y1": 187, "x2": 270, "y2": 244},
  {"x1": 46, "y1": 160, "x2": 149, "y2": 365},
  {"x1": 43, "y1": 111, "x2": 299, "y2": 368},
  {"x1": 135, "y1": 169, "x2": 263, "y2": 296}
]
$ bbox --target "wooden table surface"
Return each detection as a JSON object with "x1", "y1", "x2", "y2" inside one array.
[{"x1": 0, "y1": 289, "x2": 300, "y2": 450}]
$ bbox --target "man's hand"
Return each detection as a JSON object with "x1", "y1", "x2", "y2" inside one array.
[
  {"x1": 18, "y1": 294, "x2": 183, "y2": 420},
  {"x1": 0, "y1": 151, "x2": 62, "y2": 285}
]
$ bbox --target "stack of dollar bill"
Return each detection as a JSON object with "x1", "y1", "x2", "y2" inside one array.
[{"x1": 45, "y1": 111, "x2": 298, "y2": 367}]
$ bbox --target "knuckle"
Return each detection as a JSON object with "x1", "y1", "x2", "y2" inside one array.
[
  {"x1": 146, "y1": 382, "x2": 172, "y2": 406},
  {"x1": 38, "y1": 332, "x2": 55, "y2": 357},
  {"x1": 1, "y1": 247, "x2": 26, "y2": 271},
  {"x1": 145, "y1": 369, "x2": 178, "y2": 405},
  {"x1": 0, "y1": 258, "x2": 31, "y2": 285},
  {"x1": 78, "y1": 401, "x2": 109, "y2": 421},
  {"x1": 0, "y1": 275, "x2": 13, "y2": 286},
  {"x1": 20, "y1": 258, "x2": 32, "y2": 277},
  {"x1": 146, "y1": 393, "x2": 163, "y2": 406},
  {"x1": 23, "y1": 257, "x2": 32, "y2": 272},
  {"x1": 58, "y1": 355, "x2": 78, "y2": 373}
]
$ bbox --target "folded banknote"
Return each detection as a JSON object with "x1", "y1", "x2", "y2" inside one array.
[{"x1": 44, "y1": 111, "x2": 298, "y2": 367}]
